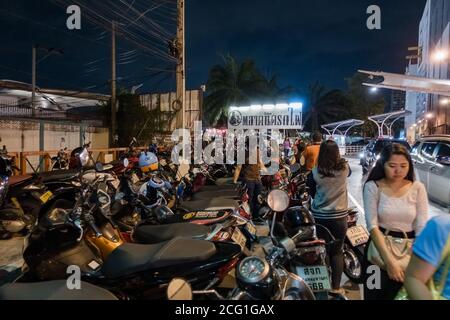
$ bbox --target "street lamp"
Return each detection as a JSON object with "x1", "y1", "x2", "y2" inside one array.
[
  {"x1": 440, "y1": 98, "x2": 449, "y2": 105},
  {"x1": 426, "y1": 112, "x2": 434, "y2": 119}
]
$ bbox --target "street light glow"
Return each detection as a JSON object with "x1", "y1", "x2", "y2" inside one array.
[
  {"x1": 432, "y1": 49, "x2": 448, "y2": 62},
  {"x1": 426, "y1": 112, "x2": 434, "y2": 119},
  {"x1": 440, "y1": 98, "x2": 449, "y2": 105},
  {"x1": 370, "y1": 87, "x2": 378, "y2": 93}
]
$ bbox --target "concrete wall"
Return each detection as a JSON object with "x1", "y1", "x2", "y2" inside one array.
[{"x1": 0, "y1": 120, "x2": 109, "y2": 171}]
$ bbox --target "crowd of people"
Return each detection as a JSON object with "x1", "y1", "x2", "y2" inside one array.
[{"x1": 233, "y1": 131, "x2": 450, "y2": 300}]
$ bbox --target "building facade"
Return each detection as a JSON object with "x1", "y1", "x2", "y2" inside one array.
[
  {"x1": 390, "y1": 90, "x2": 406, "y2": 112},
  {"x1": 412, "y1": 0, "x2": 450, "y2": 136}
]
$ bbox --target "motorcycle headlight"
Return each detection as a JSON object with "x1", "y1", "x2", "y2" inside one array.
[
  {"x1": 97, "y1": 190, "x2": 111, "y2": 209},
  {"x1": 79, "y1": 148, "x2": 90, "y2": 167},
  {"x1": 46, "y1": 208, "x2": 68, "y2": 225}
]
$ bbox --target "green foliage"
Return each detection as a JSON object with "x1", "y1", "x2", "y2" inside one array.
[
  {"x1": 103, "y1": 90, "x2": 173, "y2": 146},
  {"x1": 302, "y1": 82, "x2": 352, "y2": 132},
  {"x1": 344, "y1": 73, "x2": 386, "y2": 136},
  {"x1": 203, "y1": 54, "x2": 294, "y2": 126}
]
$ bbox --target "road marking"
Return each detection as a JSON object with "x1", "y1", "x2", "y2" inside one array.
[{"x1": 348, "y1": 192, "x2": 364, "y2": 214}]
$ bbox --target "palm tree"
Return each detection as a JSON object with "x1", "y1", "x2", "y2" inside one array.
[
  {"x1": 203, "y1": 55, "x2": 290, "y2": 126},
  {"x1": 303, "y1": 82, "x2": 352, "y2": 132}
]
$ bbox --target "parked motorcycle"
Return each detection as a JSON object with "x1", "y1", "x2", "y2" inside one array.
[
  {"x1": 343, "y1": 208, "x2": 369, "y2": 284},
  {"x1": 266, "y1": 189, "x2": 346, "y2": 300},
  {"x1": 20, "y1": 176, "x2": 243, "y2": 299},
  {"x1": 0, "y1": 155, "x2": 61, "y2": 239},
  {"x1": 166, "y1": 190, "x2": 316, "y2": 301},
  {"x1": 51, "y1": 148, "x2": 69, "y2": 171}
]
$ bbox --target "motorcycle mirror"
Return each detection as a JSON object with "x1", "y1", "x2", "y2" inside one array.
[
  {"x1": 123, "y1": 158, "x2": 129, "y2": 168},
  {"x1": 167, "y1": 278, "x2": 193, "y2": 300},
  {"x1": 267, "y1": 189, "x2": 290, "y2": 212},
  {"x1": 95, "y1": 162, "x2": 104, "y2": 172}
]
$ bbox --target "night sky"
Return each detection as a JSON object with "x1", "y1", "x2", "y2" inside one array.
[{"x1": 0, "y1": 0, "x2": 426, "y2": 95}]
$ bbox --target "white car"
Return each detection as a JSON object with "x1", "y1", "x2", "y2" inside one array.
[{"x1": 411, "y1": 135, "x2": 450, "y2": 209}]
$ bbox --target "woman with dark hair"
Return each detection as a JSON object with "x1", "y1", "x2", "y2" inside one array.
[
  {"x1": 363, "y1": 143, "x2": 429, "y2": 300},
  {"x1": 307, "y1": 140, "x2": 351, "y2": 295}
]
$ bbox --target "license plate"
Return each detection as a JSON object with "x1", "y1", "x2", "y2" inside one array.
[
  {"x1": 346, "y1": 225, "x2": 369, "y2": 246},
  {"x1": 39, "y1": 191, "x2": 53, "y2": 204},
  {"x1": 231, "y1": 227, "x2": 246, "y2": 249},
  {"x1": 245, "y1": 223, "x2": 257, "y2": 236},
  {"x1": 296, "y1": 266, "x2": 331, "y2": 292}
]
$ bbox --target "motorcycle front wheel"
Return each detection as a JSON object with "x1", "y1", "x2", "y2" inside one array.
[{"x1": 343, "y1": 244, "x2": 364, "y2": 284}]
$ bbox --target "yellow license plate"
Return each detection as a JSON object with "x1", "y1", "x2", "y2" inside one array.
[{"x1": 39, "y1": 191, "x2": 53, "y2": 204}]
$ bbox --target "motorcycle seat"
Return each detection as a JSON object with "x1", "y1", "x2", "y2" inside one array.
[
  {"x1": 133, "y1": 222, "x2": 211, "y2": 244},
  {"x1": 103, "y1": 238, "x2": 217, "y2": 278},
  {"x1": 192, "y1": 189, "x2": 238, "y2": 200},
  {"x1": 181, "y1": 197, "x2": 237, "y2": 212},
  {"x1": 0, "y1": 280, "x2": 118, "y2": 300},
  {"x1": 8, "y1": 175, "x2": 33, "y2": 187},
  {"x1": 39, "y1": 169, "x2": 80, "y2": 183}
]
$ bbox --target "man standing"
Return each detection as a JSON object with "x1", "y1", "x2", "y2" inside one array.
[{"x1": 303, "y1": 132, "x2": 323, "y2": 172}]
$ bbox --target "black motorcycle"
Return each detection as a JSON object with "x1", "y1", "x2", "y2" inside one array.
[{"x1": 19, "y1": 179, "x2": 242, "y2": 299}]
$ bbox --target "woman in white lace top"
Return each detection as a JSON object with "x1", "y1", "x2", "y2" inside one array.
[{"x1": 362, "y1": 143, "x2": 429, "y2": 300}]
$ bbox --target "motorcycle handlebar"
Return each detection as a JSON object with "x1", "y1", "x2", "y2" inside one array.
[{"x1": 83, "y1": 207, "x2": 102, "y2": 237}]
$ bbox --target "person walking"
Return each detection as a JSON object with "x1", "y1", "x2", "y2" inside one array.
[
  {"x1": 283, "y1": 137, "x2": 291, "y2": 158},
  {"x1": 362, "y1": 143, "x2": 429, "y2": 300},
  {"x1": 307, "y1": 140, "x2": 351, "y2": 295}
]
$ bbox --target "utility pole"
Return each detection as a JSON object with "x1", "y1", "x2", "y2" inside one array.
[
  {"x1": 111, "y1": 21, "x2": 117, "y2": 147},
  {"x1": 176, "y1": 0, "x2": 190, "y2": 176},
  {"x1": 31, "y1": 45, "x2": 37, "y2": 117},
  {"x1": 176, "y1": 0, "x2": 186, "y2": 131}
]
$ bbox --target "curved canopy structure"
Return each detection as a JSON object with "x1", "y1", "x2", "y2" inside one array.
[
  {"x1": 367, "y1": 110, "x2": 412, "y2": 137},
  {"x1": 321, "y1": 119, "x2": 365, "y2": 136}
]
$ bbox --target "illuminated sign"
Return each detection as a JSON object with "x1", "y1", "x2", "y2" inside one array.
[{"x1": 227, "y1": 103, "x2": 303, "y2": 129}]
